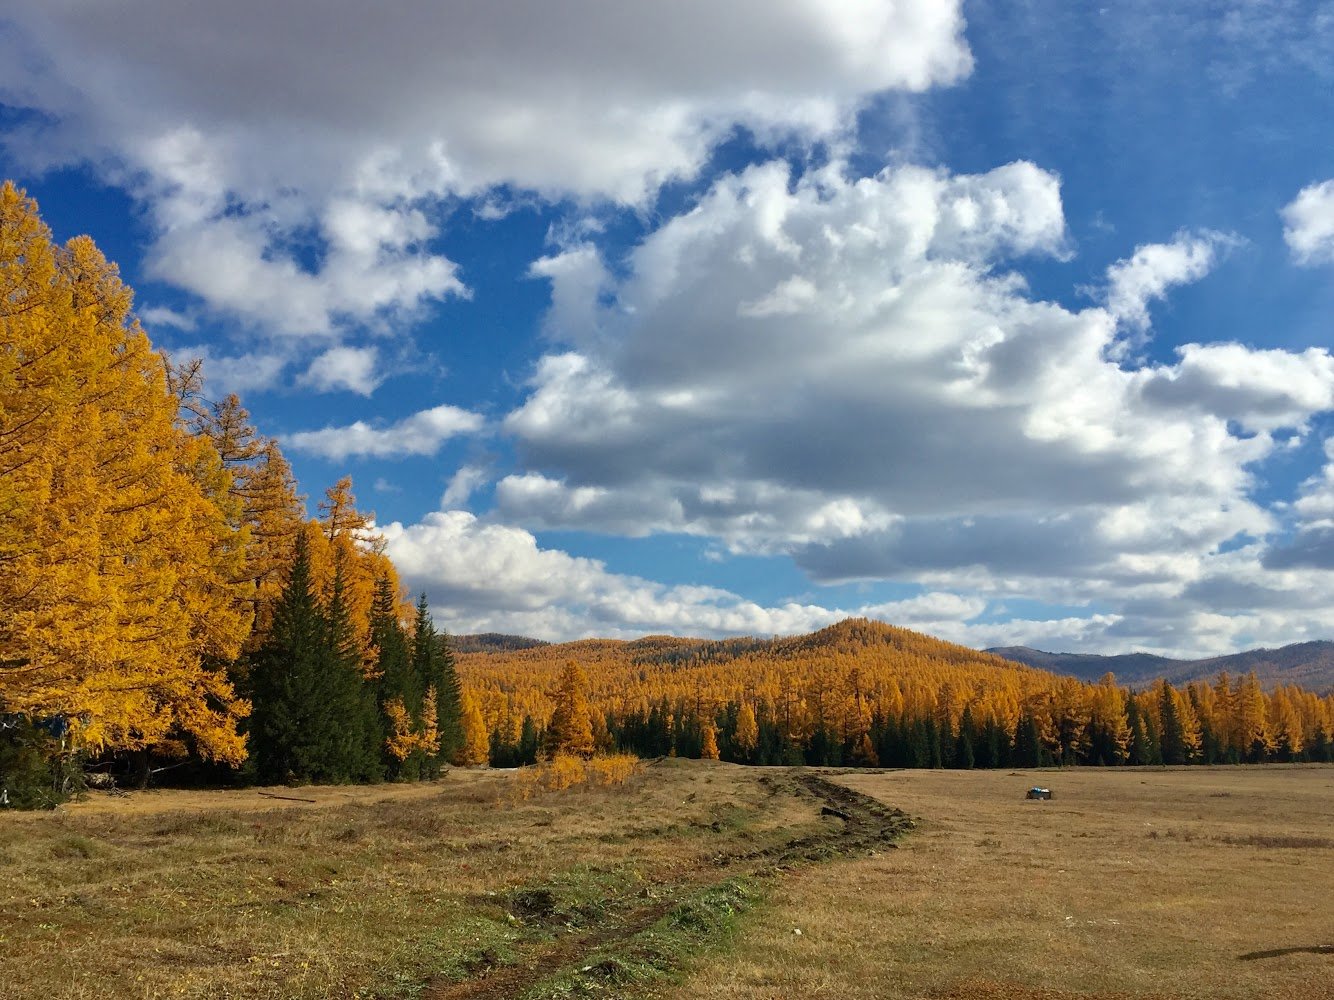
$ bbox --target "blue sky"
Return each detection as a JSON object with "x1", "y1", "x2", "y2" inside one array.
[{"x1": 3, "y1": 1, "x2": 1334, "y2": 654}]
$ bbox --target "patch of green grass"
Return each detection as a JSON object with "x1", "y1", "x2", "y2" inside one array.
[
  {"x1": 364, "y1": 915, "x2": 524, "y2": 999},
  {"x1": 48, "y1": 833, "x2": 101, "y2": 859},
  {"x1": 523, "y1": 879, "x2": 758, "y2": 999},
  {"x1": 506, "y1": 864, "x2": 645, "y2": 930}
]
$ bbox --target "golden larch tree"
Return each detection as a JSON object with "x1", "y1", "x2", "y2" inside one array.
[
  {"x1": 733, "y1": 702, "x2": 759, "y2": 761},
  {"x1": 458, "y1": 691, "x2": 490, "y2": 765},
  {"x1": 700, "y1": 720, "x2": 720, "y2": 760},
  {"x1": 546, "y1": 661, "x2": 596, "y2": 759},
  {"x1": 0, "y1": 182, "x2": 250, "y2": 761}
]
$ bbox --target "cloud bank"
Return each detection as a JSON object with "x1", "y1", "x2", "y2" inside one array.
[{"x1": 0, "y1": 1, "x2": 971, "y2": 338}]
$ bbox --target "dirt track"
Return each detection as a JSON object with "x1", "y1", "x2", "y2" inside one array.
[{"x1": 427, "y1": 771, "x2": 913, "y2": 999}]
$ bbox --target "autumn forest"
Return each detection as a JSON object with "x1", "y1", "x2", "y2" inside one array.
[{"x1": 2, "y1": 182, "x2": 1333, "y2": 807}]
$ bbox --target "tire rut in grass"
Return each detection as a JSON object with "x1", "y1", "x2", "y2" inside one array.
[{"x1": 424, "y1": 771, "x2": 912, "y2": 1000}]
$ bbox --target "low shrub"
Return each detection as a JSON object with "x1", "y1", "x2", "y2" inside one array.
[{"x1": 513, "y1": 752, "x2": 643, "y2": 800}]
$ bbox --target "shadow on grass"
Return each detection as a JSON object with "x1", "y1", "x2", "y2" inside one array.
[{"x1": 1238, "y1": 944, "x2": 1334, "y2": 961}]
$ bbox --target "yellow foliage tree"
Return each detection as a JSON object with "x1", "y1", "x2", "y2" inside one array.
[
  {"x1": 733, "y1": 702, "x2": 759, "y2": 762},
  {"x1": 546, "y1": 661, "x2": 595, "y2": 759},
  {"x1": 458, "y1": 691, "x2": 490, "y2": 765},
  {"x1": 700, "y1": 721, "x2": 720, "y2": 760},
  {"x1": 0, "y1": 183, "x2": 250, "y2": 762},
  {"x1": 383, "y1": 696, "x2": 417, "y2": 762},
  {"x1": 173, "y1": 387, "x2": 305, "y2": 655}
]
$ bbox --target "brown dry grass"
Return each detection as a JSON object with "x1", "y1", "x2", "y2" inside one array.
[
  {"x1": 660, "y1": 764, "x2": 1334, "y2": 1000},
  {"x1": 0, "y1": 760, "x2": 822, "y2": 999},
  {"x1": 6, "y1": 763, "x2": 1331, "y2": 999}
]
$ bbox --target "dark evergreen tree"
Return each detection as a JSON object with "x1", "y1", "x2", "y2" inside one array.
[
  {"x1": 249, "y1": 532, "x2": 325, "y2": 783},
  {"x1": 781, "y1": 735, "x2": 807, "y2": 766},
  {"x1": 1126, "y1": 698, "x2": 1154, "y2": 766},
  {"x1": 646, "y1": 698, "x2": 673, "y2": 756},
  {"x1": 1198, "y1": 720, "x2": 1223, "y2": 765},
  {"x1": 373, "y1": 578, "x2": 421, "y2": 780},
  {"x1": 517, "y1": 715, "x2": 541, "y2": 766},
  {"x1": 939, "y1": 716, "x2": 956, "y2": 768},
  {"x1": 756, "y1": 711, "x2": 784, "y2": 765},
  {"x1": 674, "y1": 703, "x2": 702, "y2": 758},
  {"x1": 981, "y1": 717, "x2": 1007, "y2": 770},
  {"x1": 415, "y1": 599, "x2": 464, "y2": 767},
  {"x1": 954, "y1": 707, "x2": 976, "y2": 769},
  {"x1": 1158, "y1": 683, "x2": 1188, "y2": 766},
  {"x1": 324, "y1": 560, "x2": 384, "y2": 782},
  {"x1": 908, "y1": 719, "x2": 932, "y2": 768},
  {"x1": 250, "y1": 534, "x2": 379, "y2": 784},
  {"x1": 488, "y1": 725, "x2": 517, "y2": 768},
  {"x1": 1056, "y1": 713, "x2": 1084, "y2": 765},
  {"x1": 806, "y1": 723, "x2": 839, "y2": 766},
  {"x1": 1012, "y1": 712, "x2": 1043, "y2": 768},
  {"x1": 927, "y1": 718, "x2": 944, "y2": 768}
]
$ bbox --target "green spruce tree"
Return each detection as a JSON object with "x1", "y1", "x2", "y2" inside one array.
[
  {"x1": 954, "y1": 707, "x2": 976, "y2": 769},
  {"x1": 372, "y1": 578, "x2": 422, "y2": 780},
  {"x1": 412, "y1": 597, "x2": 464, "y2": 767},
  {"x1": 1012, "y1": 712, "x2": 1043, "y2": 768},
  {"x1": 324, "y1": 560, "x2": 383, "y2": 782},
  {"x1": 1158, "y1": 683, "x2": 1188, "y2": 766},
  {"x1": 250, "y1": 533, "x2": 378, "y2": 784}
]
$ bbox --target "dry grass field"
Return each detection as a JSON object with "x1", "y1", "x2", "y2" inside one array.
[
  {"x1": 2, "y1": 763, "x2": 1330, "y2": 999},
  {"x1": 664, "y1": 765, "x2": 1334, "y2": 1000},
  {"x1": 0, "y1": 760, "x2": 860, "y2": 1000}
]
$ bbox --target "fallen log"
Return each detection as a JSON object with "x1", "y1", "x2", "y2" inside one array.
[{"x1": 257, "y1": 791, "x2": 318, "y2": 804}]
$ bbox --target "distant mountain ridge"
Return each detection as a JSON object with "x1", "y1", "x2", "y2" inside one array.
[{"x1": 986, "y1": 641, "x2": 1334, "y2": 692}]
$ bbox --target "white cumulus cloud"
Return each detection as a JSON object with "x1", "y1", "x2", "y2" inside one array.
[
  {"x1": 298, "y1": 346, "x2": 385, "y2": 397},
  {"x1": 286, "y1": 404, "x2": 484, "y2": 461},
  {"x1": 0, "y1": 1, "x2": 972, "y2": 339},
  {"x1": 442, "y1": 465, "x2": 492, "y2": 509},
  {"x1": 493, "y1": 156, "x2": 1334, "y2": 649},
  {"x1": 381, "y1": 510, "x2": 998, "y2": 641},
  {"x1": 1103, "y1": 230, "x2": 1235, "y2": 335},
  {"x1": 1282, "y1": 179, "x2": 1334, "y2": 265}
]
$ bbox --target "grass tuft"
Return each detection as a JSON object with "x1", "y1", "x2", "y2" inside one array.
[{"x1": 48, "y1": 833, "x2": 100, "y2": 859}]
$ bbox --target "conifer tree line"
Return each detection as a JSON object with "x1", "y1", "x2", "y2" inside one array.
[
  {"x1": 462, "y1": 621, "x2": 1334, "y2": 769},
  {"x1": 0, "y1": 182, "x2": 474, "y2": 798}
]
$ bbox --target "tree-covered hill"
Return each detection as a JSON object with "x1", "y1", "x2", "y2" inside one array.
[{"x1": 458, "y1": 617, "x2": 1334, "y2": 768}]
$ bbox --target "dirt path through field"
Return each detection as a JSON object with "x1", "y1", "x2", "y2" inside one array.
[{"x1": 426, "y1": 772, "x2": 914, "y2": 999}]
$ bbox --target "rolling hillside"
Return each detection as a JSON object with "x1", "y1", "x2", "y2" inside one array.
[{"x1": 455, "y1": 617, "x2": 1332, "y2": 771}]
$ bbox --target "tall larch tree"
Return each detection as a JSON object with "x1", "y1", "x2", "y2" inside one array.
[
  {"x1": 0, "y1": 183, "x2": 249, "y2": 763},
  {"x1": 187, "y1": 392, "x2": 304, "y2": 653},
  {"x1": 1235, "y1": 672, "x2": 1273, "y2": 761},
  {"x1": 546, "y1": 662, "x2": 596, "y2": 759},
  {"x1": 733, "y1": 702, "x2": 759, "y2": 763},
  {"x1": 310, "y1": 476, "x2": 408, "y2": 673},
  {"x1": 458, "y1": 692, "x2": 490, "y2": 766},
  {"x1": 700, "y1": 720, "x2": 720, "y2": 760},
  {"x1": 238, "y1": 441, "x2": 305, "y2": 648},
  {"x1": 1087, "y1": 673, "x2": 1131, "y2": 765}
]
